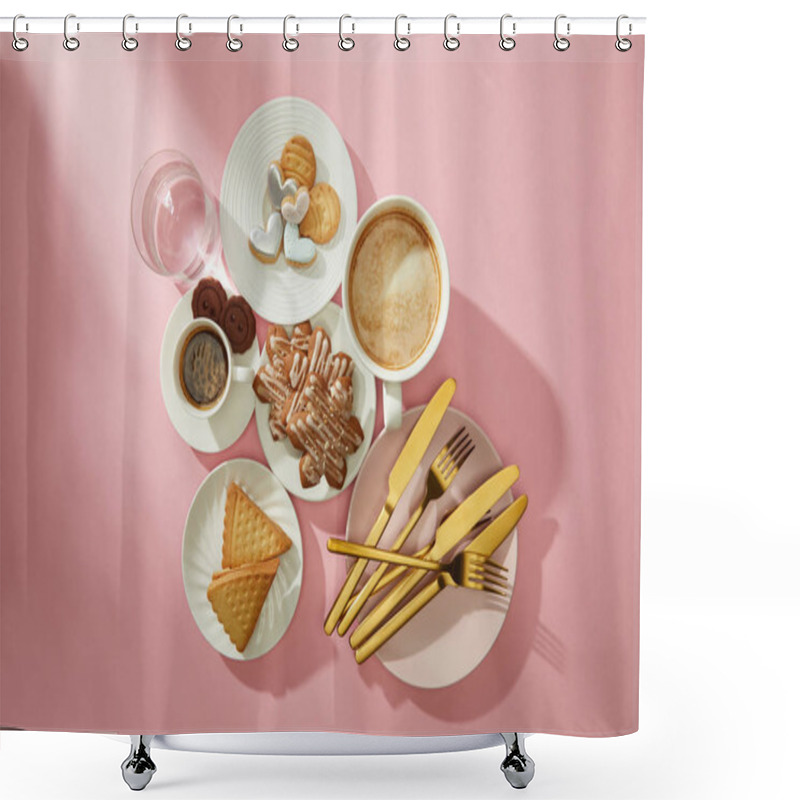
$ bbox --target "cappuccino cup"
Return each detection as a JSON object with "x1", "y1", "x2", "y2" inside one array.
[
  {"x1": 173, "y1": 317, "x2": 254, "y2": 419},
  {"x1": 343, "y1": 196, "x2": 449, "y2": 429}
]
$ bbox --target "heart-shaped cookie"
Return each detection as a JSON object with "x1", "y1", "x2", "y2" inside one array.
[
  {"x1": 283, "y1": 222, "x2": 317, "y2": 268},
  {"x1": 281, "y1": 187, "x2": 310, "y2": 226},
  {"x1": 249, "y1": 211, "x2": 284, "y2": 263},
  {"x1": 265, "y1": 162, "x2": 298, "y2": 216}
]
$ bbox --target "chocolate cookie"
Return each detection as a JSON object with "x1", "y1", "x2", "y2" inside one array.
[
  {"x1": 191, "y1": 278, "x2": 227, "y2": 324},
  {"x1": 222, "y1": 295, "x2": 256, "y2": 354}
]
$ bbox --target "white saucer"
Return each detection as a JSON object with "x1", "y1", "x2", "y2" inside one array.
[
  {"x1": 182, "y1": 458, "x2": 303, "y2": 661},
  {"x1": 160, "y1": 289, "x2": 260, "y2": 453},
  {"x1": 254, "y1": 302, "x2": 376, "y2": 502}
]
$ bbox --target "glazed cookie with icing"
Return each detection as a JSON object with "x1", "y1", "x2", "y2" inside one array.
[{"x1": 281, "y1": 188, "x2": 317, "y2": 268}]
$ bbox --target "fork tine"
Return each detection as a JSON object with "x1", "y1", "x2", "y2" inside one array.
[
  {"x1": 476, "y1": 583, "x2": 508, "y2": 597},
  {"x1": 486, "y1": 558, "x2": 508, "y2": 572},
  {"x1": 471, "y1": 568, "x2": 508, "y2": 589},
  {"x1": 474, "y1": 564, "x2": 508, "y2": 582},
  {"x1": 442, "y1": 438, "x2": 473, "y2": 481},
  {"x1": 434, "y1": 426, "x2": 465, "y2": 469},
  {"x1": 438, "y1": 429, "x2": 470, "y2": 474}
]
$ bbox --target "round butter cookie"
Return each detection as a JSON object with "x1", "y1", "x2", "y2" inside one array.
[
  {"x1": 280, "y1": 135, "x2": 316, "y2": 188},
  {"x1": 299, "y1": 183, "x2": 341, "y2": 244}
]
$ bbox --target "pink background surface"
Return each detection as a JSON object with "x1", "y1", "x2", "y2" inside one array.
[{"x1": 0, "y1": 34, "x2": 643, "y2": 736}]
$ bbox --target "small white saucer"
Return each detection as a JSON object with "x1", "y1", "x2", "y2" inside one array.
[
  {"x1": 160, "y1": 290, "x2": 260, "y2": 453},
  {"x1": 254, "y1": 302, "x2": 376, "y2": 502}
]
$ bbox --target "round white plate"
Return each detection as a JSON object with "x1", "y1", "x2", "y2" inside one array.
[
  {"x1": 160, "y1": 288, "x2": 259, "y2": 453},
  {"x1": 345, "y1": 407, "x2": 518, "y2": 689},
  {"x1": 220, "y1": 97, "x2": 357, "y2": 324},
  {"x1": 182, "y1": 458, "x2": 303, "y2": 661},
  {"x1": 255, "y1": 302, "x2": 376, "y2": 502}
]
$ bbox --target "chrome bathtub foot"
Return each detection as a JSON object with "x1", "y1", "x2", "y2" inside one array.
[
  {"x1": 500, "y1": 733, "x2": 535, "y2": 789},
  {"x1": 121, "y1": 735, "x2": 156, "y2": 791}
]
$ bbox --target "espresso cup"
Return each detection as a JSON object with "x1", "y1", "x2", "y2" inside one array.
[
  {"x1": 173, "y1": 317, "x2": 254, "y2": 419},
  {"x1": 343, "y1": 196, "x2": 450, "y2": 429}
]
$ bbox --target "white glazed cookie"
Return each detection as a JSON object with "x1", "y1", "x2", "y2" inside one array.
[
  {"x1": 249, "y1": 211, "x2": 284, "y2": 263},
  {"x1": 263, "y1": 162, "x2": 298, "y2": 222}
]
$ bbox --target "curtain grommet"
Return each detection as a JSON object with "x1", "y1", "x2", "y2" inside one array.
[
  {"x1": 227, "y1": 15, "x2": 243, "y2": 51},
  {"x1": 443, "y1": 14, "x2": 460, "y2": 51},
  {"x1": 122, "y1": 14, "x2": 139, "y2": 51},
  {"x1": 283, "y1": 15, "x2": 299, "y2": 51},
  {"x1": 176, "y1": 14, "x2": 192, "y2": 51},
  {"x1": 553, "y1": 14, "x2": 570, "y2": 52},
  {"x1": 394, "y1": 15, "x2": 410, "y2": 51},
  {"x1": 63, "y1": 13, "x2": 80, "y2": 51},
  {"x1": 499, "y1": 14, "x2": 516, "y2": 51},
  {"x1": 12, "y1": 14, "x2": 29, "y2": 51},
  {"x1": 339, "y1": 14, "x2": 355, "y2": 51}
]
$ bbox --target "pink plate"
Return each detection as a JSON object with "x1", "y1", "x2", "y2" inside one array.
[{"x1": 345, "y1": 406, "x2": 518, "y2": 689}]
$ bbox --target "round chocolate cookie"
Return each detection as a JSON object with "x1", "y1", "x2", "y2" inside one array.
[
  {"x1": 222, "y1": 295, "x2": 256, "y2": 354},
  {"x1": 191, "y1": 278, "x2": 227, "y2": 324}
]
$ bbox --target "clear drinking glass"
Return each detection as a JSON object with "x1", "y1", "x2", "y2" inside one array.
[{"x1": 131, "y1": 150, "x2": 221, "y2": 282}]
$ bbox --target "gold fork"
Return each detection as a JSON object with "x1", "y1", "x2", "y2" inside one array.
[
  {"x1": 328, "y1": 539, "x2": 509, "y2": 595},
  {"x1": 335, "y1": 426, "x2": 474, "y2": 635}
]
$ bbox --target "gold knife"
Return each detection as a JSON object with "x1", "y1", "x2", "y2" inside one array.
[
  {"x1": 354, "y1": 495, "x2": 528, "y2": 663},
  {"x1": 349, "y1": 464, "x2": 520, "y2": 648},
  {"x1": 323, "y1": 377, "x2": 456, "y2": 635}
]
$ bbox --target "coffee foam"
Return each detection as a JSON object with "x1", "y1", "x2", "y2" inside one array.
[{"x1": 349, "y1": 211, "x2": 440, "y2": 370}]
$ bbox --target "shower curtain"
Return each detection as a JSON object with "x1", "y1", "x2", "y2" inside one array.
[{"x1": 0, "y1": 31, "x2": 643, "y2": 737}]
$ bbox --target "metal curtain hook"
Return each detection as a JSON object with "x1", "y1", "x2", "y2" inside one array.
[
  {"x1": 394, "y1": 14, "x2": 410, "y2": 51},
  {"x1": 616, "y1": 14, "x2": 632, "y2": 51},
  {"x1": 283, "y1": 15, "x2": 299, "y2": 51},
  {"x1": 12, "y1": 14, "x2": 29, "y2": 51},
  {"x1": 63, "y1": 13, "x2": 80, "y2": 51},
  {"x1": 443, "y1": 14, "x2": 460, "y2": 51},
  {"x1": 122, "y1": 14, "x2": 138, "y2": 51},
  {"x1": 499, "y1": 14, "x2": 516, "y2": 51},
  {"x1": 553, "y1": 14, "x2": 570, "y2": 51},
  {"x1": 339, "y1": 14, "x2": 355, "y2": 51},
  {"x1": 176, "y1": 14, "x2": 192, "y2": 50},
  {"x1": 227, "y1": 15, "x2": 243, "y2": 51}
]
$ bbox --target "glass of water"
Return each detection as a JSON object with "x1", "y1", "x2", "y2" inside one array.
[{"x1": 131, "y1": 150, "x2": 221, "y2": 282}]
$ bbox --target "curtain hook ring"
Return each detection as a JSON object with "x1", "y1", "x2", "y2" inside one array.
[
  {"x1": 553, "y1": 14, "x2": 570, "y2": 51},
  {"x1": 615, "y1": 14, "x2": 632, "y2": 52},
  {"x1": 499, "y1": 14, "x2": 516, "y2": 51},
  {"x1": 227, "y1": 15, "x2": 243, "y2": 51},
  {"x1": 394, "y1": 15, "x2": 410, "y2": 51},
  {"x1": 12, "y1": 14, "x2": 29, "y2": 51},
  {"x1": 122, "y1": 14, "x2": 139, "y2": 51},
  {"x1": 443, "y1": 14, "x2": 460, "y2": 51},
  {"x1": 176, "y1": 14, "x2": 192, "y2": 50},
  {"x1": 63, "y1": 13, "x2": 80, "y2": 51},
  {"x1": 283, "y1": 15, "x2": 299, "y2": 51},
  {"x1": 339, "y1": 14, "x2": 355, "y2": 51}
]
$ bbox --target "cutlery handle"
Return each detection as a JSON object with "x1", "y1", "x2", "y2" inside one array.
[
  {"x1": 355, "y1": 579, "x2": 444, "y2": 664},
  {"x1": 324, "y1": 505, "x2": 391, "y2": 635},
  {"x1": 327, "y1": 538, "x2": 441, "y2": 572},
  {"x1": 335, "y1": 501, "x2": 426, "y2": 635},
  {"x1": 349, "y1": 567, "x2": 428, "y2": 649}
]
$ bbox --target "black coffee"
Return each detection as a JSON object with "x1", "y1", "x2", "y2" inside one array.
[{"x1": 180, "y1": 328, "x2": 228, "y2": 408}]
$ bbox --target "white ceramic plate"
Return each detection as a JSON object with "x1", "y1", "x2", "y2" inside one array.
[
  {"x1": 254, "y1": 302, "x2": 376, "y2": 502},
  {"x1": 220, "y1": 97, "x2": 357, "y2": 324},
  {"x1": 159, "y1": 288, "x2": 259, "y2": 454},
  {"x1": 182, "y1": 458, "x2": 303, "y2": 661},
  {"x1": 345, "y1": 407, "x2": 518, "y2": 689}
]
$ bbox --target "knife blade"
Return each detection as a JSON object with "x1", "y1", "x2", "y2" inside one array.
[
  {"x1": 354, "y1": 494, "x2": 528, "y2": 664},
  {"x1": 349, "y1": 464, "x2": 520, "y2": 649},
  {"x1": 323, "y1": 377, "x2": 456, "y2": 635}
]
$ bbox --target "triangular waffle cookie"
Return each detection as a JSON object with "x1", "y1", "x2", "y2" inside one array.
[
  {"x1": 207, "y1": 559, "x2": 280, "y2": 653},
  {"x1": 221, "y1": 482, "x2": 292, "y2": 569}
]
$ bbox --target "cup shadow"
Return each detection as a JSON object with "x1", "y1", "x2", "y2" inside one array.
[{"x1": 352, "y1": 289, "x2": 567, "y2": 721}]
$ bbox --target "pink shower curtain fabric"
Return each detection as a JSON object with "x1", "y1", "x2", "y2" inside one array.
[{"x1": 0, "y1": 33, "x2": 643, "y2": 736}]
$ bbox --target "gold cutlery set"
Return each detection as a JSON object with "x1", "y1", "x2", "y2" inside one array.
[{"x1": 324, "y1": 378, "x2": 528, "y2": 664}]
